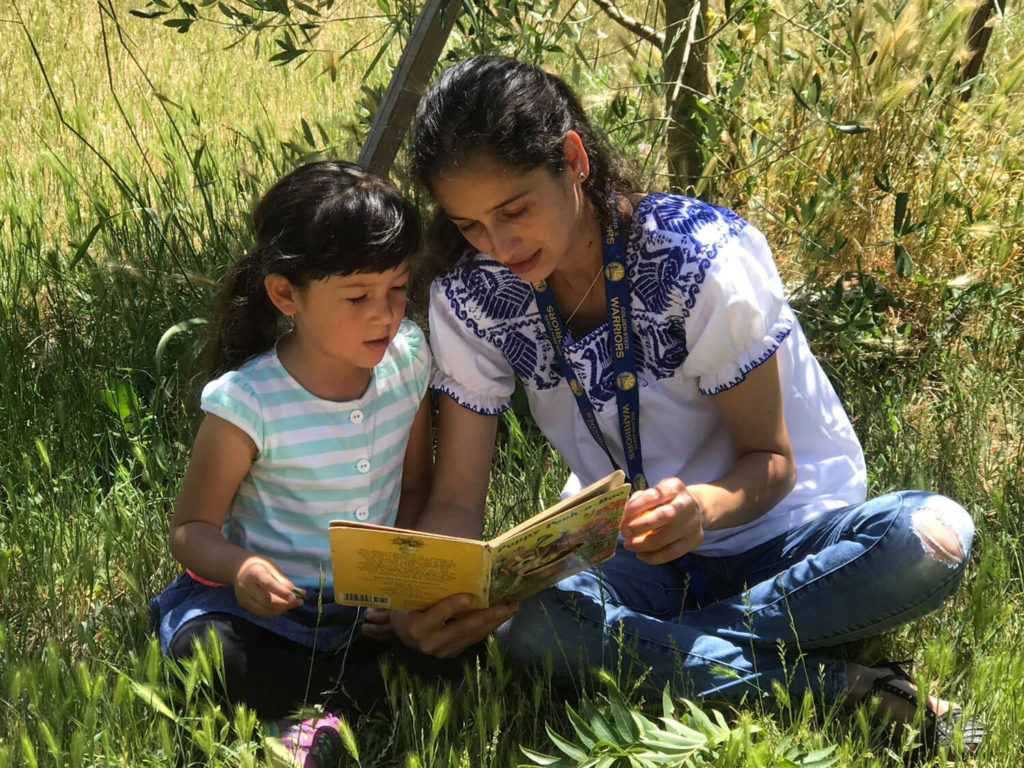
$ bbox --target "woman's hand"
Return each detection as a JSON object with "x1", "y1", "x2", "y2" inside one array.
[
  {"x1": 620, "y1": 478, "x2": 704, "y2": 564},
  {"x1": 233, "y1": 555, "x2": 304, "y2": 617},
  {"x1": 390, "y1": 594, "x2": 516, "y2": 658}
]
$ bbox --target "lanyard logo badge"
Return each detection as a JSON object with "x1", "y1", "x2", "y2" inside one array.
[
  {"x1": 569, "y1": 379, "x2": 585, "y2": 396},
  {"x1": 615, "y1": 371, "x2": 637, "y2": 391},
  {"x1": 604, "y1": 262, "x2": 625, "y2": 282},
  {"x1": 532, "y1": 279, "x2": 548, "y2": 292}
]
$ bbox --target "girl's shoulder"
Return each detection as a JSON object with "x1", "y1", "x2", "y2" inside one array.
[
  {"x1": 378, "y1": 318, "x2": 431, "y2": 392},
  {"x1": 201, "y1": 348, "x2": 279, "y2": 402}
]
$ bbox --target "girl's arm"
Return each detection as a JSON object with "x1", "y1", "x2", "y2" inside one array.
[
  {"x1": 387, "y1": 395, "x2": 516, "y2": 657},
  {"x1": 621, "y1": 354, "x2": 796, "y2": 563},
  {"x1": 393, "y1": 394, "x2": 434, "y2": 530},
  {"x1": 169, "y1": 414, "x2": 303, "y2": 616}
]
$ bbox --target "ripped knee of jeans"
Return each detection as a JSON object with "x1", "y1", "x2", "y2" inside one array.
[{"x1": 910, "y1": 496, "x2": 974, "y2": 566}]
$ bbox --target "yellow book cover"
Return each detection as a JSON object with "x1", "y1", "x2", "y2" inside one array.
[{"x1": 329, "y1": 470, "x2": 629, "y2": 611}]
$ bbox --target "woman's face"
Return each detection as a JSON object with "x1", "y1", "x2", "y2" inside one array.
[{"x1": 429, "y1": 152, "x2": 591, "y2": 283}]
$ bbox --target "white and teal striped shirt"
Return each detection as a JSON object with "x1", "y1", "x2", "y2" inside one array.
[{"x1": 201, "y1": 319, "x2": 430, "y2": 587}]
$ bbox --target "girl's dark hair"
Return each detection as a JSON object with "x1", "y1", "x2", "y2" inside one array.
[
  {"x1": 411, "y1": 55, "x2": 635, "y2": 281},
  {"x1": 206, "y1": 160, "x2": 420, "y2": 377}
]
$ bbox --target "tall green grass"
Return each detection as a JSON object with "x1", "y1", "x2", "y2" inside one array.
[{"x1": 1, "y1": 0, "x2": 1022, "y2": 765}]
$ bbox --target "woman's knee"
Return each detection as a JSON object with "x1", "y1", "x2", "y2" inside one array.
[{"x1": 904, "y1": 493, "x2": 974, "y2": 566}]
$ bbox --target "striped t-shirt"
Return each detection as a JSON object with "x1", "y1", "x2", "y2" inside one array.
[{"x1": 201, "y1": 319, "x2": 430, "y2": 587}]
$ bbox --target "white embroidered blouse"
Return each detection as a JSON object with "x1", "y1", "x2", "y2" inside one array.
[{"x1": 428, "y1": 194, "x2": 866, "y2": 555}]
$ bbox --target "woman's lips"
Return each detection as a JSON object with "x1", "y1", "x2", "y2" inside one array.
[{"x1": 505, "y1": 249, "x2": 541, "y2": 276}]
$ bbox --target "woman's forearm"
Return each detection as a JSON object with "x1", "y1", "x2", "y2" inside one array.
[{"x1": 688, "y1": 449, "x2": 797, "y2": 531}]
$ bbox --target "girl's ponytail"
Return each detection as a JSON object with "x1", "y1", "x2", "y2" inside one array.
[{"x1": 205, "y1": 246, "x2": 279, "y2": 379}]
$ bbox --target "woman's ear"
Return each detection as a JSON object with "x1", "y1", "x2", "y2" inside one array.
[
  {"x1": 562, "y1": 130, "x2": 591, "y2": 183},
  {"x1": 264, "y1": 273, "x2": 299, "y2": 316}
]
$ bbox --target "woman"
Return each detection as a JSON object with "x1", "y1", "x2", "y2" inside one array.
[{"x1": 380, "y1": 55, "x2": 980, "y2": 756}]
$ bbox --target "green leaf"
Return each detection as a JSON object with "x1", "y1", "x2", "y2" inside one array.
[
  {"x1": 545, "y1": 725, "x2": 589, "y2": 761},
  {"x1": 894, "y1": 191, "x2": 909, "y2": 235},
  {"x1": 301, "y1": 117, "x2": 316, "y2": 147},
  {"x1": 68, "y1": 219, "x2": 105, "y2": 270},
  {"x1": 519, "y1": 745, "x2": 571, "y2": 766},
  {"x1": 130, "y1": 8, "x2": 166, "y2": 17},
  {"x1": 565, "y1": 704, "x2": 599, "y2": 749},
  {"x1": 895, "y1": 243, "x2": 913, "y2": 277}
]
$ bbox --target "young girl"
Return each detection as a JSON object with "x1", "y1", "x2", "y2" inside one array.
[
  {"x1": 386, "y1": 56, "x2": 982, "y2": 757},
  {"x1": 149, "y1": 161, "x2": 433, "y2": 767}
]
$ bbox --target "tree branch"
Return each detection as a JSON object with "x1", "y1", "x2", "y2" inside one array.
[{"x1": 589, "y1": 0, "x2": 664, "y2": 48}]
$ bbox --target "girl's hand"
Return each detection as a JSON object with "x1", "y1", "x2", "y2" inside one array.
[
  {"x1": 390, "y1": 594, "x2": 516, "y2": 658},
  {"x1": 233, "y1": 555, "x2": 305, "y2": 617},
  {"x1": 621, "y1": 478, "x2": 704, "y2": 565},
  {"x1": 361, "y1": 608, "x2": 396, "y2": 643}
]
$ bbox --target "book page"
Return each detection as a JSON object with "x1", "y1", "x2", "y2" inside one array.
[
  {"x1": 486, "y1": 483, "x2": 630, "y2": 605},
  {"x1": 329, "y1": 523, "x2": 490, "y2": 611},
  {"x1": 490, "y1": 470, "x2": 626, "y2": 545}
]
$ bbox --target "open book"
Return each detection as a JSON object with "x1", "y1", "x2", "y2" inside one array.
[{"x1": 329, "y1": 470, "x2": 630, "y2": 611}]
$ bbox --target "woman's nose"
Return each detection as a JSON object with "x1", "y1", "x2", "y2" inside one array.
[{"x1": 489, "y1": 223, "x2": 520, "y2": 261}]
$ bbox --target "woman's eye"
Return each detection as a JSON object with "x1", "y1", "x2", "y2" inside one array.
[
  {"x1": 505, "y1": 207, "x2": 527, "y2": 219},
  {"x1": 457, "y1": 222, "x2": 477, "y2": 234},
  {"x1": 347, "y1": 295, "x2": 368, "y2": 305}
]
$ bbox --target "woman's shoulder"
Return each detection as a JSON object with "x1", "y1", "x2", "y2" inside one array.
[
  {"x1": 430, "y1": 253, "x2": 537, "y2": 327},
  {"x1": 630, "y1": 193, "x2": 752, "y2": 253}
]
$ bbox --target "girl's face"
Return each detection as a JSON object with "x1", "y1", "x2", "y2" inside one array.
[
  {"x1": 430, "y1": 151, "x2": 592, "y2": 283},
  {"x1": 285, "y1": 262, "x2": 410, "y2": 370}
]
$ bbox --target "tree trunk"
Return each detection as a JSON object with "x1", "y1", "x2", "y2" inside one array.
[
  {"x1": 662, "y1": 0, "x2": 709, "y2": 194},
  {"x1": 958, "y1": 0, "x2": 998, "y2": 102}
]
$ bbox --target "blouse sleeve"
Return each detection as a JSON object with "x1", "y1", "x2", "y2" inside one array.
[
  {"x1": 679, "y1": 223, "x2": 795, "y2": 395},
  {"x1": 428, "y1": 278, "x2": 515, "y2": 415},
  {"x1": 200, "y1": 371, "x2": 264, "y2": 450}
]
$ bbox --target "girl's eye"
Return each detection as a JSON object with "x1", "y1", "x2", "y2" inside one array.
[
  {"x1": 391, "y1": 284, "x2": 408, "y2": 293},
  {"x1": 456, "y1": 222, "x2": 477, "y2": 234},
  {"x1": 504, "y1": 206, "x2": 527, "y2": 219},
  {"x1": 347, "y1": 295, "x2": 368, "y2": 305}
]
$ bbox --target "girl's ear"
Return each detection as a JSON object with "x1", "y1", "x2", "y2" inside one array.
[
  {"x1": 264, "y1": 273, "x2": 299, "y2": 316},
  {"x1": 562, "y1": 130, "x2": 590, "y2": 183}
]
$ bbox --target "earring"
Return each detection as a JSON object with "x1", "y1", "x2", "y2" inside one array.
[{"x1": 578, "y1": 171, "x2": 586, "y2": 180}]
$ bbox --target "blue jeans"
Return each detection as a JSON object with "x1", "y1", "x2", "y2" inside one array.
[{"x1": 497, "y1": 491, "x2": 974, "y2": 702}]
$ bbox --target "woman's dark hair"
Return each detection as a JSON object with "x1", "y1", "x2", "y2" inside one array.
[
  {"x1": 411, "y1": 55, "x2": 635, "y2": 281},
  {"x1": 206, "y1": 160, "x2": 420, "y2": 377}
]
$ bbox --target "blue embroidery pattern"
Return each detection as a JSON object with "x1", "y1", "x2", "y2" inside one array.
[{"x1": 437, "y1": 195, "x2": 753, "y2": 409}]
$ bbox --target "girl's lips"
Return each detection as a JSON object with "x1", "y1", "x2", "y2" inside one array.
[
  {"x1": 505, "y1": 249, "x2": 541, "y2": 276},
  {"x1": 363, "y1": 337, "x2": 390, "y2": 350}
]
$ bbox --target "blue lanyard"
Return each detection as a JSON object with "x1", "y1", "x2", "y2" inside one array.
[{"x1": 531, "y1": 210, "x2": 647, "y2": 490}]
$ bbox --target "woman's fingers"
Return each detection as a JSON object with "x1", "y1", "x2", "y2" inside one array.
[
  {"x1": 622, "y1": 477, "x2": 703, "y2": 561},
  {"x1": 394, "y1": 594, "x2": 516, "y2": 657}
]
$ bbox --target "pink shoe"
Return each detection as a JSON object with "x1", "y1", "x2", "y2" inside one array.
[{"x1": 263, "y1": 713, "x2": 343, "y2": 768}]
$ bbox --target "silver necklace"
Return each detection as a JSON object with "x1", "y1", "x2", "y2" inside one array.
[{"x1": 563, "y1": 263, "x2": 605, "y2": 328}]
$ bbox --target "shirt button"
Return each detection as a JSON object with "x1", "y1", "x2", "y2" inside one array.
[
  {"x1": 349, "y1": 409, "x2": 364, "y2": 424},
  {"x1": 355, "y1": 507, "x2": 369, "y2": 521},
  {"x1": 356, "y1": 458, "x2": 371, "y2": 473}
]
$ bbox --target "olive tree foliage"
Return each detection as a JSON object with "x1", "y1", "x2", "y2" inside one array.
[
  {"x1": 131, "y1": 0, "x2": 1010, "y2": 198},
  {"x1": 129, "y1": 0, "x2": 723, "y2": 192}
]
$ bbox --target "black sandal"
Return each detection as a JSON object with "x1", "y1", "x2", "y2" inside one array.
[{"x1": 870, "y1": 660, "x2": 984, "y2": 760}]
